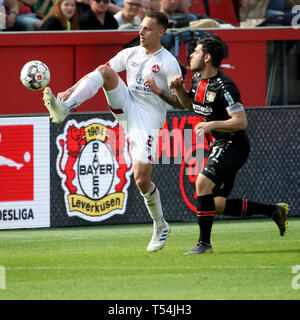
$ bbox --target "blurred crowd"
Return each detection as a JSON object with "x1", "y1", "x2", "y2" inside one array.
[{"x1": 0, "y1": 0, "x2": 298, "y2": 32}]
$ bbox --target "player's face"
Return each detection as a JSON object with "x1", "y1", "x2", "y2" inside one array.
[
  {"x1": 139, "y1": 17, "x2": 164, "y2": 50},
  {"x1": 61, "y1": 0, "x2": 76, "y2": 21},
  {"x1": 190, "y1": 44, "x2": 207, "y2": 72}
]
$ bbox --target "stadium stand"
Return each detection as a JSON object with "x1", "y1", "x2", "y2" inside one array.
[
  {"x1": 207, "y1": 0, "x2": 240, "y2": 26},
  {"x1": 189, "y1": 0, "x2": 207, "y2": 15}
]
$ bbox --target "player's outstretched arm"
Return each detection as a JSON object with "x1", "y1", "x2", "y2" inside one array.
[
  {"x1": 159, "y1": 89, "x2": 185, "y2": 110},
  {"x1": 170, "y1": 76, "x2": 193, "y2": 111},
  {"x1": 144, "y1": 76, "x2": 190, "y2": 110}
]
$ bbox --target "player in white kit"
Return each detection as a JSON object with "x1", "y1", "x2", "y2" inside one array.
[{"x1": 43, "y1": 11, "x2": 182, "y2": 252}]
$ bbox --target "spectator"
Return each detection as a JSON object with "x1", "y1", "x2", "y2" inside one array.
[
  {"x1": 177, "y1": 0, "x2": 189, "y2": 14},
  {"x1": 32, "y1": 0, "x2": 54, "y2": 19},
  {"x1": 14, "y1": 0, "x2": 42, "y2": 30},
  {"x1": 79, "y1": 0, "x2": 119, "y2": 29},
  {"x1": 159, "y1": 0, "x2": 197, "y2": 21},
  {"x1": 40, "y1": 0, "x2": 79, "y2": 30},
  {"x1": 159, "y1": 0, "x2": 219, "y2": 28},
  {"x1": 1, "y1": 0, "x2": 19, "y2": 30},
  {"x1": 0, "y1": 1, "x2": 6, "y2": 30},
  {"x1": 150, "y1": 0, "x2": 159, "y2": 11},
  {"x1": 138, "y1": 0, "x2": 151, "y2": 20},
  {"x1": 266, "y1": 0, "x2": 297, "y2": 18},
  {"x1": 76, "y1": 0, "x2": 90, "y2": 15},
  {"x1": 111, "y1": 0, "x2": 123, "y2": 6},
  {"x1": 112, "y1": 0, "x2": 160, "y2": 12},
  {"x1": 159, "y1": 0, "x2": 179, "y2": 16},
  {"x1": 76, "y1": 0, "x2": 122, "y2": 17},
  {"x1": 114, "y1": 0, "x2": 142, "y2": 29},
  {"x1": 108, "y1": 0, "x2": 123, "y2": 13},
  {"x1": 239, "y1": 0, "x2": 269, "y2": 22}
]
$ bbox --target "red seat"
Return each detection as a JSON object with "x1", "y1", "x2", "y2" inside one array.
[
  {"x1": 208, "y1": 0, "x2": 240, "y2": 26},
  {"x1": 189, "y1": 0, "x2": 207, "y2": 15}
]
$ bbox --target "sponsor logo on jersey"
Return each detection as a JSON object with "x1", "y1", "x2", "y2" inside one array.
[
  {"x1": 206, "y1": 91, "x2": 216, "y2": 102},
  {"x1": 136, "y1": 74, "x2": 144, "y2": 85},
  {"x1": 56, "y1": 119, "x2": 133, "y2": 222},
  {"x1": 193, "y1": 104, "x2": 213, "y2": 116},
  {"x1": 224, "y1": 91, "x2": 235, "y2": 106},
  {"x1": 152, "y1": 64, "x2": 160, "y2": 73},
  {"x1": 130, "y1": 62, "x2": 139, "y2": 67}
]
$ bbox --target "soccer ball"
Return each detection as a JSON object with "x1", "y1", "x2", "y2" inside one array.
[{"x1": 20, "y1": 60, "x2": 50, "y2": 91}]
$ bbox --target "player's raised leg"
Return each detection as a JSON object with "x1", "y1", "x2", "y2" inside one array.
[
  {"x1": 222, "y1": 198, "x2": 289, "y2": 236},
  {"x1": 272, "y1": 203, "x2": 289, "y2": 236},
  {"x1": 43, "y1": 87, "x2": 71, "y2": 124},
  {"x1": 43, "y1": 65, "x2": 117, "y2": 123},
  {"x1": 134, "y1": 162, "x2": 171, "y2": 252}
]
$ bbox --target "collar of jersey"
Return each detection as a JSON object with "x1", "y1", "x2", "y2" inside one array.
[
  {"x1": 141, "y1": 46, "x2": 164, "y2": 56},
  {"x1": 197, "y1": 70, "x2": 220, "y2": 81}
]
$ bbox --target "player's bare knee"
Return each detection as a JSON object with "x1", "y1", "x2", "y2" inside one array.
[
  {"x1": 214, "y1": 196, "x2": 226, "y2": 214},
  {"x1": 96, "y1": 65, "x2": 113, "y2": 78},
  {"x1": 135, "y1": 176, "x2": 146, "y2": 191},
  {"x1": 96, "y1": 65, "x2": 118, "y2": 90},
  {"x1": 96, "y1": 64, "x2": 107, "y2": 74},
  {"x1": 134, "y1": 176, "x2": 151, "y2": 194},
  {"x1": 196, "y1": 175, "x2": 214, "y2": 196}
]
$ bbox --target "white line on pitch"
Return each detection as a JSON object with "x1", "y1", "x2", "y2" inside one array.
[{"x1": 5, "y1": 265, "x2": 290, "y2": 271}]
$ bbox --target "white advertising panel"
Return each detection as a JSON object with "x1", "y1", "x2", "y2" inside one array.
[{"x1": 0, "y1": 116, "x2": 50, "y2": 229}]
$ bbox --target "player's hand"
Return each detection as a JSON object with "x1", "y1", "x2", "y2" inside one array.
[
  {"x1": 194, "y1": 122, "x2": 215, "y2": 136},
  {"x1": 57, "y1": 90, "x2": 72, "y2": 102},
  {"x1": 144, "y1": 77, "x2": 160, "y2": 95},
  {"x1": 170, "y1": 75, "x2": 184, "y2": 90}
]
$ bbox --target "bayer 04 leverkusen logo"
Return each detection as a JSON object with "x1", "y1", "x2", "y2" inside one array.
[{"x1": 56, "y1": 119, "x2": 133, "y2": 222}]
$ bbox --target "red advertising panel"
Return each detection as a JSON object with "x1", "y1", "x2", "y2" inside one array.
[
  {"x1": 0, "y1": 125, "x2": 34, "y2": 202},
  {"x1": 0, "y1": 117, "x2": 50, "y2": 230}
]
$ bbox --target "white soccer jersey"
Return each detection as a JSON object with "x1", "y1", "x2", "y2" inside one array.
[{"x1": 107, "y1": 45, "x2": 182, "y2": 128}]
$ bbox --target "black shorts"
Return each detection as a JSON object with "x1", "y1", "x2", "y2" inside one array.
[{"x1": 201, "y1": 135, "x2": 250, "y2": 197}]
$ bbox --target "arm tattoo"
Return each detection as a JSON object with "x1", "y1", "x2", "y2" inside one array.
[{"x1": 159, "y1": 89, "x2": 184, "y2": 110}]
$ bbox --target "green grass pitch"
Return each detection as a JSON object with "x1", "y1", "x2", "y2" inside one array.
[{"x1": 0, "y1": 217, "x2": 300, "y2": 300}]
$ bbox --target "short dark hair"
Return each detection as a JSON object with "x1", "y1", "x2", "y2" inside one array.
[
  {"x1": 197, "y1": 37, "x2": 226, "y2": 68},
  {"x1": 145, "y1": 11, "x2": 169, "y2": 31}
]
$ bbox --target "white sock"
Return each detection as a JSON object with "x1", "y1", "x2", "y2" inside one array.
[
  {"x1": 142, "y1": 183, "x2": 165, "y2": 228},
  {"x1": 65, "y1": 70, "x2": 104, "y2": 110}
]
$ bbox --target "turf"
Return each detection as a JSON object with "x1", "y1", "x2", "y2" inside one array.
[{"x1": 0, "y1": 217, "x2": 300, "y2": 300}]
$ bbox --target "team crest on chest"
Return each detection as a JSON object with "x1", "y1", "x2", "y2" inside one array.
[
  {"x1": 206, "y1": 91, "x2": 216, "y2": 102},
  {"x1": 152, "y1": 65, "x2": 160, "y2": 73}
]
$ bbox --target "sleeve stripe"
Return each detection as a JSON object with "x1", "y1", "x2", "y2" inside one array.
[{"x1": 226, "y1": 102, "x2": 244, "y2": 115}]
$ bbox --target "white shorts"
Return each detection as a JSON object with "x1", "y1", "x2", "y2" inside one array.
[{"x1": 104, "y1": 78, "x2": 161, "y2": 163}]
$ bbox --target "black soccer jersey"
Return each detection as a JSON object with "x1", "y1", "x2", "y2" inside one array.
[{"x1": 189, "y1": 70, "x2": 247, "y2": 140}]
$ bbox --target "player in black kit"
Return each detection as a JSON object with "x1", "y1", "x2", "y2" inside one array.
[{"x1": 158, "y1": 37, "x2": 289, "y2": 254}]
